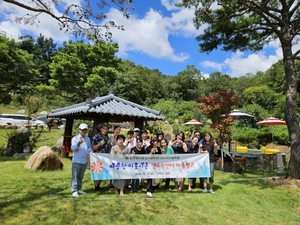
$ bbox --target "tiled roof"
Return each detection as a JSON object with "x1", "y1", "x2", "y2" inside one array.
[{"x1": 49, "y1": 93, "x2": 165, "y2": 120}]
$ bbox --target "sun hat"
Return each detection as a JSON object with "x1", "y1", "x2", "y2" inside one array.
[{"x1": 133, "y1": 128, "x2": 140, "y2": 132}]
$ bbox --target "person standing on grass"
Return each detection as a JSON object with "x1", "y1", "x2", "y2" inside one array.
[
  {"x1": 110, "y1": 134, "x2": 129, "y2": 196},
  {"x1": 70, "y1": 123, "x2": 92, "y2": 198},
  {"x1": 160, "y1": 138, "x2": 174, "y2": 191},
  {"x1": 199, "y1": 132, "x2": 218, "y2": 194},
  {"x1": 186, "y1": 136, "x2": 199, "y2": 192},
  {"x1": 169, "y1": 131, "x2": 188, "y2": 192},
  {"x1": 130, "y1": 137, "x2": 146, "y2": 193},
  {"x1": 145, "y1": 137, "x2": 162, "y2": 197},
  {"x1": 91, "y1": 123, "x2": 109, "y2": 192}
]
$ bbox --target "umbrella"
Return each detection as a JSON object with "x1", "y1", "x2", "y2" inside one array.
[
  {"x1": 257, "y1": 117, "x2": 286, "y2": 147},
  {"x1": 227, "y1": 109, "x2": 254, "y2": 120},
  {"x1": 222, "y1": 110, "x2": 254, "y2": 152},
  {"x1": 183, "y1": 119, "x2": 203, "y2": 125}
]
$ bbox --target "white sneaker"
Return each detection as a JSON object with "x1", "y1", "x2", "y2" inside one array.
[
  {"x1": 203, "y1": 188, "x2": 208, "y2": 193},
  {"x1": 146, "y1": 192, "x2": 152, "y2": 197},
  {"x1": 78, "y1": 190, "x2": 86, "y2": 194},
  {"x1": 209, "y1": 189, "x2": 214, "y2": 194},
  {"x1": 72, "y1": 191, "x2": 79, "y2": 198}
]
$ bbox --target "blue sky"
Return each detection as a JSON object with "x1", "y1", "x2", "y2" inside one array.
[{"x1": 0, "y1": 0, "x2": 284, "y2": 77}]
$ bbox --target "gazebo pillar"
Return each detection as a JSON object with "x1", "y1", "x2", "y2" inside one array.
[
  {"x1": 134, "y1": 118, "x2": 144, "y2": 131},
  {"x1": 61, "y1": 118, "x2": 74, "y2": 158}
]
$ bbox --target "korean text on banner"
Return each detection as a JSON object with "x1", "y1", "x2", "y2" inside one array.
[{"x1": 89, "y1": 153, "x2": 210, "y2": 180}]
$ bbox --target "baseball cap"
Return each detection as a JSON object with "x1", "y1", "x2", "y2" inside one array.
[
  {"x1": 133, "y1": 128, "x2": 140, "y2": 132},
  {"x1": 79, "y1": 123, "x2": 88, "y2": 130}
]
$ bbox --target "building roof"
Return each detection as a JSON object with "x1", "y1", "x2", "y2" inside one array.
[{"x1": 48, "y1": 93, "x2": 165, "y2": 121}]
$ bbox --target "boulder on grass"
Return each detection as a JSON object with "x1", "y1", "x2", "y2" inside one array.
[{"x1": 24, "y1": 146, "x2": 63, "y2": 170}]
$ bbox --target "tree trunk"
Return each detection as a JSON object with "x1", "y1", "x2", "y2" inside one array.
[{"x1": 282, "y1": 39, "x2": 300, "y2": 179}]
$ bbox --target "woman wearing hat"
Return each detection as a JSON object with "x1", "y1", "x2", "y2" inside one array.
[{"x1": 91, "y1": 123, "x2": 109, "y2": 191}]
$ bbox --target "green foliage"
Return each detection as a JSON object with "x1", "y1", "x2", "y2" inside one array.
[
  {"x1": 0, "y1": 35, "x2": 38, "y2": 103},
  {"x1": 4, "y1": 127, "x2": 44, "y2": 154},
  {"x1": 41, "y1": 40, "x2": 121, "y2": 102},
  {"x1": 243, "y1": 85, "x2": 280, "y2": 111},
  {"x1": 5, "y1": 129, "x2": 31, "y2": 153},
  {"x1": 152, "y1": 99, "x2": 201, "y2": 123},
  {"x1": 234, "y1": 126, "x2": 289, "y2": 148}
]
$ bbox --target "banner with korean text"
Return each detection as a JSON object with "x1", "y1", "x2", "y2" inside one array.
[{"x1": 89, "y1": 153, "x2": 210, "y2": 180}]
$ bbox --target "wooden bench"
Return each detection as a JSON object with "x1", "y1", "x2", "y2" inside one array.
[{"x1": 233, "y1": 156, "x2": 246, "y2": 172}]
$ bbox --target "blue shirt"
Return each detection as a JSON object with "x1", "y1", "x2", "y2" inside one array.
[{"x1": 71, "y1": 134, "x2": 92, "y2": 164}]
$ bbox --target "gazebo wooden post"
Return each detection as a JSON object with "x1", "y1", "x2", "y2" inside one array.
[
  {"x1": 61, "y1": 118, "x2": 74, "y2": 158},
  {"x1": 134, "y1": 118, "x2": 144, "y2": 131}
]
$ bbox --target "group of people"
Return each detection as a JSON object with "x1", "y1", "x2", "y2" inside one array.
[{"x1": 70, "y1": 123, "x2": 218, "y2": 198}]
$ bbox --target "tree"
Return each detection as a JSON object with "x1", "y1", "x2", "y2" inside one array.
[
  {"x1": 203, "y1": 72, "x2": 233, "y2": 95},
  {"x1": 19, "y1": 34, "x2": 57, "y2": 86},
  {"x1": 243, "y1": 85, "x2": 280, "y2": 111},
  {"x1": 3, "y1": 0, "x2": 133, "y2": 41},
  {"x1": 174, "y1": 65, "x2": 204, "y2": 101},
  {"x1": 179, "y1": 0, "x2": 300, "y2": 179},
  {"x1": 0, "y1": 34, "x2": 38, "y2": 104},
  {"x1": 39, "y1": 40, "x2": 121, "y2": 102},
  {"x1": 198, "y1": 91, "x2": 240, "y2": 142}
]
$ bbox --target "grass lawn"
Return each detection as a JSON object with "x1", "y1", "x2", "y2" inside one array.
[
  {"x1": 0, "y1": 154, "x2": 299, "y2": 225},
  {"x1": 0, "y1": 127, "x2": 299, "y2": 224}
]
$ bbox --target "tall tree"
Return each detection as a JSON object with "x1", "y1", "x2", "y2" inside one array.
[
  {"x1": 3, "y1": 0, "x2": 133, "y2": 41},
  {"x1": 39, "y1": 40, "x2": 121, "y2": 102},
  {"x1": 0, "y1": 35, "x2": 38, "y2": 103},
  {"x1": 179, "y1": 0, "x2": 300, "y2": 179},
  {"x1": 19, "y1": 34, "x2": 57, "y2": 86},
  {"x1": 203, "y1": 72, "x2": 233, "y2": 95},
  {"x1": 175, "y1": 65, "x2": 204, "y2": 101}
]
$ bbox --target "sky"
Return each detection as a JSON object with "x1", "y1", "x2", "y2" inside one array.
[{"x1": 0, "y1": 0, "x2": 285, "y2": 78}]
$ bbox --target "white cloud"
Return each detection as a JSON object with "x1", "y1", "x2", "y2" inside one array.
[
  {"x1": 200, "y1": 41, "x2": 283, "y2": 78},
  {"x1": 223, "y1": 49, "x2": 282, "y2": 77},
  {"x1": 201, "y1": 61, "x2": 223, "y2": 72},
  {"x1": 161, "y1": 0, "x2": 181, "y2": 11},
  {"x1": 107, "y1": 7, "x2": 191, "y2": 62}
]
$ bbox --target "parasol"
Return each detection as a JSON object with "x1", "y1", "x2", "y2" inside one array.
[
  {"x1": 257, "y1": 117, "x2": 286, "y2": 147},
  {"x1": 227, "y1": 109, "x2": 254, "y2": 120},
  {"x1": 183, "y1": 119, "x2": 203, "y2": 125}
]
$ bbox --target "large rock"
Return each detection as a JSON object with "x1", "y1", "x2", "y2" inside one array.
[{"x1": 24, "y1": 146, "x2": 63, "y2": 170}]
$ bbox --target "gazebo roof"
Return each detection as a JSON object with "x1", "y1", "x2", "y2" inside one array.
[{"x1": 48, "y1": 93, "x2": 165, "y2": 122}]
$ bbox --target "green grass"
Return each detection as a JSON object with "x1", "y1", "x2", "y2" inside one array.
[
  {"x1": 0, "y1": 126, "x2": 299, "y2": 224},
  {"x1": 0, "y1": 155, "x2": 299, "y2": 225},
  {"x1": 0, "y1": 127, "x2": 64, "y2": 153}
]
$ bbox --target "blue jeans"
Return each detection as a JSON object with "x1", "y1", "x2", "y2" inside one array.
[
  {"x1": 131, "y1": 179, "x2": 139, "y2": 192},
  {"x1": 71, "y1": 162, "x2": 87, "y2": 193}
]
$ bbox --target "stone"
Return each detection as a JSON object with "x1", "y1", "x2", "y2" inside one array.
[{"x1": 24, "y1": 146, "x2": 63, "y2": 170}]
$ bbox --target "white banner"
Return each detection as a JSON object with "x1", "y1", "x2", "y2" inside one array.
[{"x1": 89, "y1": 153, "x2": 210, "y2": 180}]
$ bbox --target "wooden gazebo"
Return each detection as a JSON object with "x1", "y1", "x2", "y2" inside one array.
[{"x1": 48, "y1": 92, "x2": 165, "y2": 157}]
